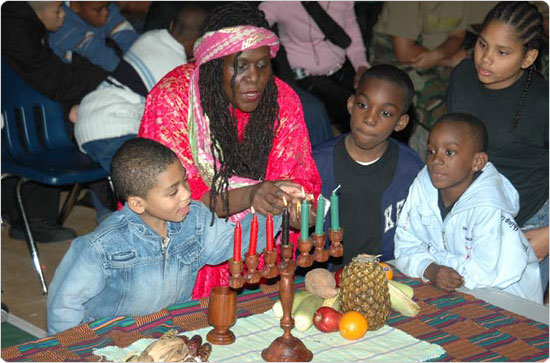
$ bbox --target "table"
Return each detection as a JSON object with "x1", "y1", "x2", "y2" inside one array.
[{"x1": 2, "y1": 272, "x2": 548, "y2": 362}]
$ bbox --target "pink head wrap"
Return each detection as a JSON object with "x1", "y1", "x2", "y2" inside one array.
[{"x1": 187, "y1": 25, "x2": 280, "y2": 221}]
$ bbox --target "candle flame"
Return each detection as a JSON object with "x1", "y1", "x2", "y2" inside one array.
[
  {"x1": 301, "y1": 186, "x2": 305, "y2": 198},
  {"x1": 283, "y1": 196, "x2": 288, "y2": 207},
  {"x1": 251, "y1": 206, "x2": 256, "y2": 214},
  {"x1": 332, "y1": 184, "x2": 342, "y2": 194}
]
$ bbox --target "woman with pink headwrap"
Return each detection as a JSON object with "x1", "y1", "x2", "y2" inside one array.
[{"x1": 139, "y1": 3, "x2": 321, "y2": 299}]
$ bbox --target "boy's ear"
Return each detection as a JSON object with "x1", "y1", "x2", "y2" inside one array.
[
  {"x1": 346, "y1": 95, "x2": 355, "y2": 115},
  {"x1": 393, "y1": 113, "x2": 410, "y2": 132},
  {"x1": 472, "y1": 152, "x2": 488, "y2": 172},
  {"x1": 127, "y1": 196, "x2": 146, "y2": 215},
  {"x1": 521, "y1": 49, "x2": 539, "y2": 69}
]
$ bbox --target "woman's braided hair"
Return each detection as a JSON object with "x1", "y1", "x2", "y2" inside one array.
[
  {"x1": 482, "y1": 1, "x2": 543, "y2": 129},
  {"x1": 198, "y1": 2, "x2": 278, "y2": 219}
]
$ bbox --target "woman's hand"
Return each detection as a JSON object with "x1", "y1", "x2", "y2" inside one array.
[
  {"x1": 524, "y1": 226, "x2": 549, "y2": 261},
  {"x1": 288, "y1": 197, "x2": 317, "y2": 230},
  {"x1": 248, "y1": 181, "x2": 304, "y2": 216},
  {"x1": 424, "y1": 263, "x2": 464, "y2": 291}
]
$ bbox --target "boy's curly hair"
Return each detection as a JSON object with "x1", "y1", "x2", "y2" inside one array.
[
  {"x1": 435, "y1": 113, "x2": 488, "y2": 153},
  {"x1": 357, "y1": 64, "x2": 415, "y2": 114},
  {"x1": 111, "y1": 138, "x2": 180, "y2": 201}
]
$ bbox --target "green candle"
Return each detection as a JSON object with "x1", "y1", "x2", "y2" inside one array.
[
  {"x1": 300, "y1": 198, "x2": 309, "y2": 240},
  {"x1": 314, "y1": 194, "x2": 325, "y2": 235},
  {"x1": 330, "y1": 185, "x2": 341, "y2": 230}
]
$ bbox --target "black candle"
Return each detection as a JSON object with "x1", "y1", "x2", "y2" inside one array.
[{"x1": 282, "y1": 207, "x2": 289, "y2": 245}]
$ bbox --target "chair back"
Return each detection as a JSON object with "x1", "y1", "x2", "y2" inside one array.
[{"x1": 1, "y1": 58, "x2": 74, "y2": 160}]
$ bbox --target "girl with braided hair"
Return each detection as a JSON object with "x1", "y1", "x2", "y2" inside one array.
[
  {"x1": 139, "y1": 2, "x2": 321, "y2": 299},
  {"x1": 446, "y1": 1, "x2": 548, "y2": 294}
]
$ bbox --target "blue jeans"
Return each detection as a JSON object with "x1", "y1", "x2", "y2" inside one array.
[
  {"x1": 82, "y1": 134, "x2": 137, "y2": 223},
  {"x1": 521, "y1": 199, "x2": 549, "y2": 291}
]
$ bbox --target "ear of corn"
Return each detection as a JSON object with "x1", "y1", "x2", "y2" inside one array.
[
  {"x1": 388, "y1": 280, "x2": 414, "y2": 299},
  {"x1": 388, "y1": 281, "x2": 420, "y2": 317},
  {"x1": 321, "y1": 293, "x2": 340, "y2": 312}
]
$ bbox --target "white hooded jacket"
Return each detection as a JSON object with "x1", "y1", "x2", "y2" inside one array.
[{"x1": 394, "y1": 162, "x2": 542, "y2": 304}]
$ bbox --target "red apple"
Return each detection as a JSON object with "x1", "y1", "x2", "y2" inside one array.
[
  {"x1": 313, "y1": 307, "x2": 342, "y2": 333},
  {"x1": 334, "y1": 268, "x2": 343, "y2": 287}
]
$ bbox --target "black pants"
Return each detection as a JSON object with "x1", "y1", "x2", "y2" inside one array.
[
  {"x1": 297, "y1": 61, "x2": 356, "y2": 133},
  {"x1": 1, "y1": 179, "x2": 60, "y2": 224}
]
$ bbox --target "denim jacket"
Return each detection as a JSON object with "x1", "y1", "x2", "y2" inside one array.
[{"x1": 47, "y1": 201, "x2": 281, "y2": 334}]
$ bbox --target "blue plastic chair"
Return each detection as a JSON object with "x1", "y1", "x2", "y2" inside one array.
[{"x1": 1, "y1": 58, "x2": 109, "y2": 294}]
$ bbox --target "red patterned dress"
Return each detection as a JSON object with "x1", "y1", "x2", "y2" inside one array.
[{"x1": 139, "y1": 63, "x2": 321, "y2": 299}]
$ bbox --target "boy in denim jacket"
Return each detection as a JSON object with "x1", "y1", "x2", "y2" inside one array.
[{"x1": 47, "y1": 138, "x2": 282, "y2": 334}]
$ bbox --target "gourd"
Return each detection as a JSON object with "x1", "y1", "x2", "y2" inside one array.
[
  {"x1": 293, "y1": 294, "x2": 324, "y2": 331},
  {"x1": 304, "y1": 268, "x2": 338, "y2": 299},
  {"x1": 272, "y1": 290, "x2": 312, "y2": 318}
]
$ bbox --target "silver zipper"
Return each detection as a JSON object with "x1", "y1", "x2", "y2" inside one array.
[{"x1": 161, "y1": 236, "x2": 171, "y2": 276}]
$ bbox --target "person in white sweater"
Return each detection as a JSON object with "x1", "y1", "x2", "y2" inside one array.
[
  {"x1": 74, "y1": 4, "x2": 207, "y2": 173},
  {"x1": 394, "y1": 113, "x2": 542, "y2": 304}
]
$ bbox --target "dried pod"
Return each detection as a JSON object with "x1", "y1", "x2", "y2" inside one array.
[
  {"x1": 179, "y1": 335, "x2": 190, "y2": 344},
  {"x1": 190, "y1": 335, "x2": 202, "y2": 346},
  {"x1": 137, "y1": 329, "x2": 188, "y2": 362},
  {"x1": 197, "y1": 342, "x2": 212, "y2": 361},
  {"x1": 186, "y1": 335, "x2": 202, "y2": 356}
]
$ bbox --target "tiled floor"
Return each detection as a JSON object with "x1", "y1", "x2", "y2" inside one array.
[{"x1": 1, "y1": 192, "x2": 98, "y2": 332}]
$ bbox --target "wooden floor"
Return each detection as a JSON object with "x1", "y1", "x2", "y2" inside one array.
[{"x1": 1, "y1": 193, "x2": 98, "y2": 333}]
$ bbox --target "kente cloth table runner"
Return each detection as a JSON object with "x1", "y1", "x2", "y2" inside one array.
[
  {"x1": 2, "y1": 273, "x2": 548, "y2": 362},
  {"x1": 93, "y1": 310, "x2": 445, "y2": 362}
]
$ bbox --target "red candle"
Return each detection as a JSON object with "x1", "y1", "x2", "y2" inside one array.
[
  {"x1": 233, "y1": 221, "x2": 242, "y2": 261},
  {"x1": 266, "y1": 213, "x2": 274, "y2": 250},
  {"x1": 249, "y1": 210, "x2": 258, "y2": 255}
]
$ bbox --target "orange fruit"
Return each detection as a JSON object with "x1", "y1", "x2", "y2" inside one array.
[
  {"x1": 379, "y1": 262, "x2": 393, "y2": 280},
  {"x1": 339, "y1": 311, "x2": 368, "y2": 340}
]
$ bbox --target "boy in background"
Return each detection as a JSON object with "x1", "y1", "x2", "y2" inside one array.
[
  {"x1": 49, "y1": 1, "x2": 138, "y2": 72},
  {"x1": 394, "y1": 113, "x2": 542, "y2": 304},
  {"x1": 47, "y1": 138, "x2": 283, "y2": 334},
  {"x1": 313, "y1": 64, "x2": 423, "y2": 267}
]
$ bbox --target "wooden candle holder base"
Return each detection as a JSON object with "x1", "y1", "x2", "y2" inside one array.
[
  {"x1": 312, "y1": 233, "x2": 329, "y2": 262},
  {"x1": 244, "y1": 253, "x2": 261, "y2": 284},
  {"x1": 296, "y1": 238, "x2": 313, "y2": 268},
  {"x1": 206, "y1": 327, "x2": 236, "y2": 345},
  {"x1": 228, "y1": 259, "x2": 244, "y2": 289},
  {"x1": 261, "y1": 335, "x2": 313, "y2": 362},
  {"x1": 262, "y1": 244, "x2": 313, "y2": 362},
  {"x1": 261, "y1": 248, "x2": 278, "y2": 279},
  {"x1": 328, "y1": 228, "x2": 344, "y2": 258}
]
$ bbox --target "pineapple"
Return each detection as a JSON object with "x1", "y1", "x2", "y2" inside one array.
[{"x1": 339, "y1": 254, "x2": 391, "y2": 331}]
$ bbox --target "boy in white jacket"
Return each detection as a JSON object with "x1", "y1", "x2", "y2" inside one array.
[{"x1": 395, "y1": 113, "x2": 542, "y2": 304}]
